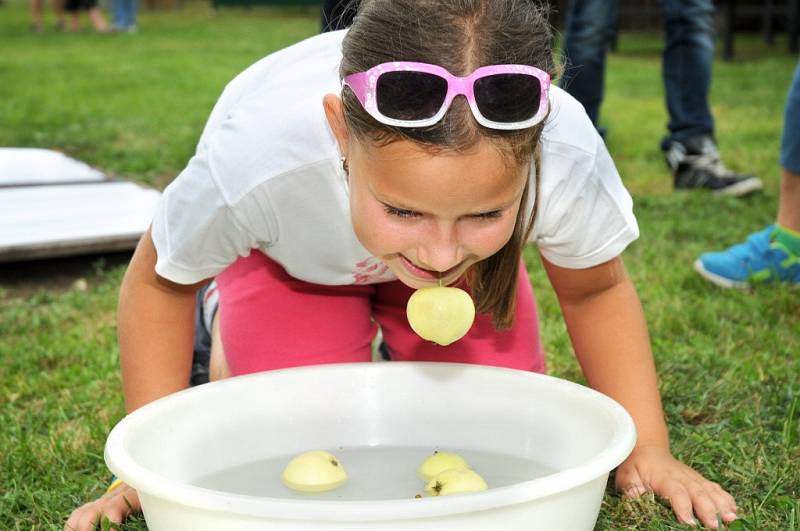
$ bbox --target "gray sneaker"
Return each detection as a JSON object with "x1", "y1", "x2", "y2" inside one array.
[{"x1": 663, "y1": 135, "x2": 763, "y2": 197}]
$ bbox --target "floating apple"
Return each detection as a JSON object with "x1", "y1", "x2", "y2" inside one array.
[
  {"x1": 406, "y1": 286, "x2": 476, "y2": 346},
  {"x1": 417, "y1": 450, "x2": 470, "y2": 481},
  {"x1": 424, "y1": 468, "x2": 489, "y2": 496},
  {"x1": 280, "y1": 450, "x2": 348, "y2": 493}
]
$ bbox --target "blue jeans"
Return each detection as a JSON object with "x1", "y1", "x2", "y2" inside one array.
[
  {"x1": 112, "y1": 0, "x2": 137, "y2": 29},
  {"x1": 562, "y1": 0, "x2": 715, "y2": 146},
  {"x1": 781, "y1": 61, "x2": 800, "y2": 174}
]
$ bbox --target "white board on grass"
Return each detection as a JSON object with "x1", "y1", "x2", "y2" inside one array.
[
  {"x1": 0, "y1": 149, "x2": 160, "y2": 262},
  {"x1": 0, "y1": 147, "x2": 106, "y2": 186}
]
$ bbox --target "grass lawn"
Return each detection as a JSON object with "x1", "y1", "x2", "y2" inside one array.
[{"x1": 1, "y1": 0, "x2": 798, "y2": 529}]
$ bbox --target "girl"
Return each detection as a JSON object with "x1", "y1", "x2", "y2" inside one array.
[{"x1": 67, "y1": 1, "x2": 737, "y2": 529}]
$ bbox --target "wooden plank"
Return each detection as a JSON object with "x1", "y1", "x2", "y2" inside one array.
[
  {"x1": 0, "y1": 182, "x2": 160, "y2": 262},
  {"x1": 0, "y1": 148, "x2": 107, "y2": 187},
  {"x1": 0, "y1": 237, "x2": 143, "y2": 263}
]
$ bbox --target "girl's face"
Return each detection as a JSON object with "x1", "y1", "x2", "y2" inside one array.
[
  {"x1": 348, "y1": 136, "x2": 527, "y2": 289},
  {"x1": 324, "y1": 94, "x2": 528, "y2": 289}
]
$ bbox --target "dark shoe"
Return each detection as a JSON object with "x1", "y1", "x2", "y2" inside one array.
[{"x1": 663, "y1": 135, "x2": 763, "y2": 197}]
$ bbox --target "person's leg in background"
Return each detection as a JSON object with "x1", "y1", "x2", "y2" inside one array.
[
  {"x1": 776, "y1": 62, "x2": 800, "y2": 235},
  {"x1": 64, "y1": 0, "x2": 81, "y2": 32},
  {"x1": 111, "y1": 0, "x2": 125, "y2": 30},
  {"x1": 321, "y1": 0, "x2": 359, "y2": 32},
  {"x1": 560, "y1": 0, "x2": 618, "y2": 133},
  {"x1": 112, "y1": 0, "x2": 136, "y2": 31},
  {"x1": 111, "y1": 0, "x2": 123, "y2": 30},
  {"x1": 31, "y1": 0, "x2": 45, "y2": 32},
  {"x1": 128, "y1": 0, "x2": 138, "y2": 31},
  {"x1": 659, "y1": 0, "x2": 715, "y2": 144},
  {"x1": 659, "y1": 0, "x2": 762, "y2": 196},
  {"x1": 34, "y1": 0, "x2": 65, "y2": 32},
  {"x1": 52, "y1": 0, "x2": 65, "y2": 30},
  {"x1": 122, "y1": 0, "x2": 136, "y2": 31},
  {"x1": 85, "y1": 0, "x2": 109, "y2": 32},
  {"x1": 695, "y1": 61, "x2": 800, "y2": 288},
  {"x1": 373, "y1": 261, "x2": 545, "y2": 373}
]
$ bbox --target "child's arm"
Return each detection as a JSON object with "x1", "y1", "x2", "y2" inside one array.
[
  {"x1": 118, "y1": 227, "x2": 208, "y2": 412},
  {"x1": 65, "y1": 228, "x2": 208, "y2": 531},
  {"x1": 542, "y1": 255, "x2": 737, "y2": 529}
]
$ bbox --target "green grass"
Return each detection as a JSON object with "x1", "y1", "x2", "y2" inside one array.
[{"x1": 1, "y1": 0, "x2": 798, "y2": 528}]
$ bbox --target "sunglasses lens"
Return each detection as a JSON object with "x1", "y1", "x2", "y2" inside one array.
[
  {"x1": 376, "y1": 71, "x2": 448, "y2": 122},
  {"x1": 474, "y1": 74, "x2": 541, "y2": 123}
]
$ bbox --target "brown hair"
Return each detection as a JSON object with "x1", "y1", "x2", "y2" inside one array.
[{"x1": 340, "y1": 0, "x2": 560, "y2": 329}]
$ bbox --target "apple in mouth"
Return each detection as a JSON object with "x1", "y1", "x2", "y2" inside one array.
[{"x1": 406, "y1": 286, "x2": 476, "y2": 346}]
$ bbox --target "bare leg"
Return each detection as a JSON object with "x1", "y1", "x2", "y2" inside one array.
[
  {"x1": 68, "y1": 12, "x2": 80, "y2": 31},
  {"x1": 53, "y1": 0, "x2": 65, "y2": 29},
  {"x1": 777, "y1": 168, "x2": 800, "y2": 233},
  {"x1": 209, "y1": 313, "x2": 231, "y2": 381},
  {"x1": 88, "y1": 6, "x2": 109, "y2": 31},
  {"x1": 31, "y1": 0, "x2": 44, "y2": 31}
]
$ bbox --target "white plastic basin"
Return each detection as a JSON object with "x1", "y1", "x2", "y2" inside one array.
[{"x1": 105, "y1": 362, "x2": 636, "y2": 530}]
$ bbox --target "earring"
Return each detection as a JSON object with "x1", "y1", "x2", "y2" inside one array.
[{"x1": 340, "y1": 156, "x2": 349, "y2": 174}]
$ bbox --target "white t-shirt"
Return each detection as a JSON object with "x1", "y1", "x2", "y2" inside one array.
[{"x1": 151, "y1": 30, "x2": 639, "y2": 286}]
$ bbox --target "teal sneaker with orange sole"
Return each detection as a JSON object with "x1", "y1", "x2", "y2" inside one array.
[{"x1": 694, "y1": 225, "x2": 800, "y2": 289}]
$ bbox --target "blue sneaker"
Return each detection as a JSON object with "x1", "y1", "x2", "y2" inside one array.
[{"x1": 694, "y1": 225, "x2": 800, "y2": 289}]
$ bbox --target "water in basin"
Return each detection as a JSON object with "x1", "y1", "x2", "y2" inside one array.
[{"x1": 192, "y1": 445, "x2": 555, "y2": 501}]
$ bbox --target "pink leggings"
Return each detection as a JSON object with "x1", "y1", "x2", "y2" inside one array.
[{"x1": 215, "y1": 252, "x2": 545, "y2": 376}]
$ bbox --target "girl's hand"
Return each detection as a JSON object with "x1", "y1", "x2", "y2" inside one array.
[
  {"x1": 615, "y1": 445, "x2": 737, "y2": 529},
  {"x1": 65, "y1": 482, "x2": 141, "y2": 531}
]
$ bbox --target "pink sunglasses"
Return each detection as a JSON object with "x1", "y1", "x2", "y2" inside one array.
[{"x1": 343, "y1": 61, "x2": 551, "y2": 130}]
